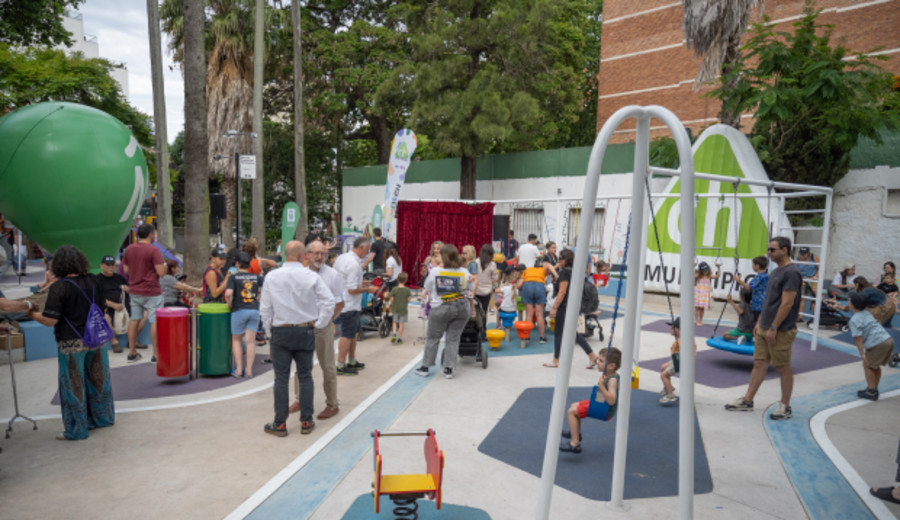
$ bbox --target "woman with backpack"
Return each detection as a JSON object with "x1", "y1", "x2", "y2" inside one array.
[
  {"x1": 545, "y1": 249, "x2": 600, "y2": 369},
  {"x1": 27, "y1": 245, "x2": 116, "y2": 440}
]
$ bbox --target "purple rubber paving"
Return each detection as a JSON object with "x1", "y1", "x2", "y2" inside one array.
[
  {"x1": 638, "y1": 320, "x2": 860, "y2": 389},
  {"x1": 51, "y1": 354, "x2": 273, "y2": 404}
]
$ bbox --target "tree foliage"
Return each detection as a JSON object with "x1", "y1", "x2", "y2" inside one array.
[
  {"x1": 0, "y1": 0, "x2": 83, "y2": 47},
  {"x1": 399, "y1": 0, "x2": 588, "y2": 198},
  {"x1": 0, "y1": 44, "x2": 153, "y2": 152},
  {"x1": 710, "y1": 9, "x2": 899, "y2": 187}
]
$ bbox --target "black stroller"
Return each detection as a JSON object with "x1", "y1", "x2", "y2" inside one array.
[
  {"x1": 359, "y1": 272, "x2": 393, "y2": 339},
  {"x1": 806, "y1": 301, "x2": 850, "y2": 332},
  {"x1": 442, "y1": 301, "x2": 488, "y2": 369}
]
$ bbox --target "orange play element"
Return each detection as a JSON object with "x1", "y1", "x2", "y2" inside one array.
[
  {"x1": 373, "y1": 429, "x2": 444, "y2": 514},
  {"x1": 485, "y1": 329, "x2": 505, "y2": 349},
  {"x1": 514, "y1": 320, "x2": 534, "y2": 349}
]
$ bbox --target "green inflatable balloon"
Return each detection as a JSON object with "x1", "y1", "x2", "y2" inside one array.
[{"x1": 0, "y1": 102, "x2": 149, "y2": 270}]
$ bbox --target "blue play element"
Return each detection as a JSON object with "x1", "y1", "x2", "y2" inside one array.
[
  {"x1": 706, "y1": 335, "x2": 754, "y2": 356},
  {"x1": 497, "y1": 310, "x2": 517, "y2": 328},
  {"x1": 478, "y1": 387, "x2": 713, "y2": 501},
  {"x1": 342, "y1": 494, "x2": 491, "y2": 519},
  {"x1": 19, "y1": 320, "x2": 57, "y2": 361}
]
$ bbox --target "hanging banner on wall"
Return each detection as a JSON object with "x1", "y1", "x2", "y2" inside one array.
[
  {"x1": 382, "y1": 129, "x2": 417, "y2": 240},
  {"x1": 644, "y1": 124, "x2": 786, "y2": 299}
]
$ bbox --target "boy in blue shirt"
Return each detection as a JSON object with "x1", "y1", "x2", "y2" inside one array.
[
  {"x1": 849, "y1": 291, "x2": 895, "y2": 401},
  {"x1": 736, "y1": 256, "x2": 769, "y2": 322}
]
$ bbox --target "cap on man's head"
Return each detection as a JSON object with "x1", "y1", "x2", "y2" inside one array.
[
  {"x1": 844, "y1": 262, "x2": 855, "y2": 270},
  {"x1": 798, "y1": 247, "x2": 810, "y2": 254},
  {"x1": 211, "y1": 248, "x2": 227, "y2": 259},
  {"x1": 666, "y1": 317, "x2": 681, "y2": 329},
  {"x1": 101, "y1": 255, "x2": 116, "y2": 265}
]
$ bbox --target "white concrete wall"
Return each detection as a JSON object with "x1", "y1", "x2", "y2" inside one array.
[{"x1": 829, "y1": 165, "x2": 900, "y2": 283}]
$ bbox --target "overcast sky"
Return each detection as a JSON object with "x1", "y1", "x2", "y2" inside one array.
[{"x1": 77, "y1": 0, "x2": 185, "y2": 142}]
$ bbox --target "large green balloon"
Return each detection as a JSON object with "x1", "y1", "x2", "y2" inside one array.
[{"x1": 0, "y1": 102, "x2": 149, "y2": 270}]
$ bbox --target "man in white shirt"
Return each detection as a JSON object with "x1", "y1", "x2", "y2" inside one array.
[
  {"x1": 516, "y1": 234, "x2": 541, "y2": 269},
  {"x1": 259, "y1": 241, "x2": 335, "y2": 437},
  {"x1": 332, "y1": 236, "x2": 377, "y2": 375},
  {"x1": 290, "y1": 237, "x2": 345, "y2": 419}
]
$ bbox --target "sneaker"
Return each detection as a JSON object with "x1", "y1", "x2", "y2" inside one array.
[
  {"x1": 724, "y1": 397, "x2": 753, "y2": 411},
  {"x1": 111, "y1": 343, "x2": 123, "y2": 353},
  {"x1": 559, "y1": 442, "x2": 582, "y2": 454},
  {"x1": 264, "y1": 422, "x2": 287, "y2": 437},
  {"x1": 443, "y1": 367, "x2": 453, "y2": 379},
  {"x1": 346, "y1": 360, "x2": 366, "y2": 370},
  {"x1": 390, "y1": 334, "x2": 397, "y2": 344},
  {"x1": 769, "y1": 403, "x2": 792, "y2": 420},
  {"x1": 539, "y1": 337, "x2": 548, "y2": 344},
  {"x1": 857, "y1": 389, "x2": 879, "y2": 401},
  {"x1": 127, "y1": 353, "x2": 142, "y2": 363},
  {"x1": 300, "y1": 420, "x2": 315, "y2": 435},
  {"x1": 659, "y1": 394, "x2": 679, "y2": 406},
  {"x1": 396, "y1": 338, "x2": 403, "y2": 345},
  {"x1": 336, "y1": 365, "x2": 358, "y2": 376},
  {"x1": 150, "y1": 356, "x2": 157, "y2": 363},
  {"x1": 561, "y1": 431, "x2": 583, "y2": 442},
  {"x1": 414, "y1": 366, "x2": 429, "y2": 377},
  {"x1": 136, "y1": 343, "x2": 150, "y2": 350}
]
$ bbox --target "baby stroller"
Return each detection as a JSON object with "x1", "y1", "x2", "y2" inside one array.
[
  {"x1": 806, "y1": 301, "x2": 850, "y2": 332},
  {"x1": 442, "y1": 302, "x2": 488, "y2": 369},
  {"x1": 359, "y1": 272, "x2": 393, "y2": 339}
]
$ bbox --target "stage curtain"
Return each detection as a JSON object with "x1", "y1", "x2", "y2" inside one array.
[{"x1": 396, "y1": 201, "x2": 495, "y2": 287}]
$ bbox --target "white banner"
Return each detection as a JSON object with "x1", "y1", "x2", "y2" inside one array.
[{"x1": 382, "y1": 129, "x2": 417, "y2": 241}]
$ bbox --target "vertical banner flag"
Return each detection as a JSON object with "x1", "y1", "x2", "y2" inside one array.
[
  {"x1": 383, "y1": 129, "x2": 417, "y2": 240},
  {"x1": 281, "y1": 201, "x2": 300, "y2": 262}
]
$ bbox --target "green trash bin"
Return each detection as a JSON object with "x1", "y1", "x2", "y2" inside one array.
[{"x1": 198, "y1": 303, "x2": 232, "y2": 375}]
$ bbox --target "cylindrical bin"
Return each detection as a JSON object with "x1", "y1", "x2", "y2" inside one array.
[
  {"x1": 197, "y1": 303, "x2": 232, "y2": 376},
  {"x1": 157, "y1": 307, "x2": 190, "y2": 377}
]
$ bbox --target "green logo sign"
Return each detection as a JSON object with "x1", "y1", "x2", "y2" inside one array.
[{"x1": 395, "y1": 142, "x2": 409, "y2": 160}]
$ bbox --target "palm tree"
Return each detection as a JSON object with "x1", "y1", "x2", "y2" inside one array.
[
  {"x1": 182, "y1": 0, "x2": 210, "y2": 283},
  {"x1": 682, "y1": 0, "x2": 763, "y2": 128},
  {"x1": 162, "y1": 0, "x2": 270, "y2": 248},
  {"x1": 146, "y1": 0, "x2": 173, "y2": 249},
  {"x1": 291, "y1": 0, "x2": 308, "y2": 237}
]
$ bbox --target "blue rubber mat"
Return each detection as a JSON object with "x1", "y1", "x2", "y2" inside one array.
[
  {"x1": 478, "y1": 387, "x2": 712, "y2": 501},
  {"x1": 343, "y1": 494, "x2": 491, "y2": 519}
]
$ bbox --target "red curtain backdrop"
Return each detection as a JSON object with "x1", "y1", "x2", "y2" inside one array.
[{"x1": 396, "y1": 201, "x2": 495, "y2": 287}]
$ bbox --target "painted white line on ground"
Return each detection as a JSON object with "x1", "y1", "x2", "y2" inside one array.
[
  {"x1": 224, "y1": 351, "x2": 425, "y2": 520},
  {"x1": 0, "y1": 339, "x2": 341, "y2": 423},
  {"x1": 810, "y1": 389, "x2": 900, "y2": 520}
]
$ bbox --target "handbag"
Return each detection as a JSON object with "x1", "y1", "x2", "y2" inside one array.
[{"x1": 112, "y1": 289, "x2": 129, "y2": 335}]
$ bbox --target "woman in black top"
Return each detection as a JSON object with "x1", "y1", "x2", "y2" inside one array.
[
  {"x1": 27, "y1": 245, "x2": 115, "y2": 440},
  {"x1": 545, "y1": 249, "x2": 599, "y2": 369}
]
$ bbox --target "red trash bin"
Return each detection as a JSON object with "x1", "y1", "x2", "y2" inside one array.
[{"x1": 157, "y1": 307, "x2": 190, "y2": 377}]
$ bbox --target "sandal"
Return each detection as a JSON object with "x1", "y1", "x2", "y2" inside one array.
[
  {"x1": 870, "y1": 487, "x2": 900, "y2": 505},
  {"x1": 559, "y1": 442, "x2": 582, "y2": 454},
  {"x1": 586, "y1": 360, "x2": 598, "y2": 370},
  {"x1": 542, "y1": 362, "x2": 558, "y2": 368}
]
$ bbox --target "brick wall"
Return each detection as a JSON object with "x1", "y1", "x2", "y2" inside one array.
[{"x1": 598, "y1": 0, "x2": 900, "y2": 143}]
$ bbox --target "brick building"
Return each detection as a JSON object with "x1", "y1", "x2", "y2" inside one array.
[{"x1": 597, "y1": 0, "x2": 900, "y2": 142}]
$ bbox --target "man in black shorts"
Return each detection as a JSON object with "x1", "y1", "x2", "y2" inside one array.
[{"x1": 96, "y1": 255, "x2": 129, "y2": 353}]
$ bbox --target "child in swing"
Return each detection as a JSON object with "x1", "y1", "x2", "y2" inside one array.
[
  {"x1": 694, "y1": 261, "x2": 721, "y2": 326},
  {"x1": 560, "y1": 347, "x2": 622, "y2": 454},
  {"x1": 658, "y1": 317, "x2": 698, "y2": 405}
]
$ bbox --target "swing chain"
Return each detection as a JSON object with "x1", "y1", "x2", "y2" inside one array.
[
  {"x1": 644, "y1": 176, "x2": 676, "y2": 323},
  {"x1": 605, "y1": 212, "x2": 632, "y2": 359},
  {"x1": 712, "y1": 180, "x2": 743, "y2": 337}
]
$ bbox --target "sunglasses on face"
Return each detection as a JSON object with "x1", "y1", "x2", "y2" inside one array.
[{"x1": 767, "y1": 248, "x2": 777, "y2": 253}]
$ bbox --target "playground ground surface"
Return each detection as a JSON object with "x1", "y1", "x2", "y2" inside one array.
[{"x1": 1, "y1": 262, "x2": 899, "y2": 519}]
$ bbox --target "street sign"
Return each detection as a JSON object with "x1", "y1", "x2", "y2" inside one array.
[{"x1": 239, "y1": 155, "x2": 256, "y2": 179}]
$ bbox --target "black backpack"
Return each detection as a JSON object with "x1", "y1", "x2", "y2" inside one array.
[{"x1": 580, "y1": 275, "x2": 599, "y2": 315}]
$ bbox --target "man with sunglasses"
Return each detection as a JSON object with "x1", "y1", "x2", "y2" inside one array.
[{"x1": 726, "y1": 236, "x2": 802, "y2": 420}]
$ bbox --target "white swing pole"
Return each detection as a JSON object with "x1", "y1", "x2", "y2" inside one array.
[
  {"x1": 630, "y1": 186, "x2": 652, "y2": 371},
  {"x1": 535, "y1": 105, "x2": 641, "y2": 520}
]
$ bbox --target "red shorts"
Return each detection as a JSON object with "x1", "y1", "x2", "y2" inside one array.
[{"x1": 576, "y1": 400, "x2": 590, "y2": 419}]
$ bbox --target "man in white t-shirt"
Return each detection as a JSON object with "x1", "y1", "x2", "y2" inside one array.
[
  {"x1": 332, "y1": 236, "x2": 377, "y2": 375},
  {"x1": 516, "y1": 234, "x2": 541, "y2": 269}
]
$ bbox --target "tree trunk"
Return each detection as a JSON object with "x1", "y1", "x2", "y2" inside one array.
[
  {"x1": 220, "y1": 175, "x2": 236, "y2": 249},
  {"x1": 251, "y1": 0, "x2": 266, "y2": 250},
  {"x1": 182, "y1": 0, "x2": 210, "y2": 284},
  {"x1": 371, "y1": 115, "x2": 392, "y2": 164},
  {"x1": 718, "y1": 34, "x2": 743, "y2": 130},
  {"x1": 147, "y1": 0, "x2": 172, "y2": 248},
  {"x1": 291, "y1": 0, "x2": 309, "y2": 238},
  {"x1": 460, "y1": 155, "x2": 476, "y2": 200}
]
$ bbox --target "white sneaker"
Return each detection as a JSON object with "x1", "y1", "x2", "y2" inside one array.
[
  {"x1": 769, "y1": 402, "x2": 792, "y2": 420},
  {"x1": 659, "y1": 394, "x2": 678, "y2": 406},
  {"x1": 442, "y1": 367, "x2": 453, "y2": 379}
]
